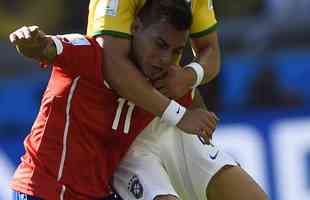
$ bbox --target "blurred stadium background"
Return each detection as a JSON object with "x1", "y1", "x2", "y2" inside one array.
[{"x1": 0, "y1": 0, "x2": 309, "y2": 199}]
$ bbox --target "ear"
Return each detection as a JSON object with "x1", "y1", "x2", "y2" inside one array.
[{"x1": 131, "y1": 17, "x2": 143, "y2": 34}]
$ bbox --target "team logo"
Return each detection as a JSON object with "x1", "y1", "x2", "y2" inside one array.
[
  {"x1": 209, "y1": 150, "x2": 219, "y2": 160},
  {"x1": 128, "y1": 175, "x2": 144, "y2": 199},
  {"x1": 208, "y1": 0, "x2": 214, "y2": 10},
  {"x1": 95, "y1": 0, "x2": 119, "y2": 17}
]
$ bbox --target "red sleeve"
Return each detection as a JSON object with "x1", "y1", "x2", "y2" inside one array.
[
  {"x1": 177, "y1": 90, "x2": 193, "y2": 107},
  {"x1": 51, "y1": 34, "x2": 104, "y2": 83}
]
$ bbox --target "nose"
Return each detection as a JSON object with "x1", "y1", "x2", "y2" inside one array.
[{"x1": 159, "y1": 49, "x2": 173, "y2": 67}]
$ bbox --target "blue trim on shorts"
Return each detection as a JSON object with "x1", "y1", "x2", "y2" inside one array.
[
  {"x1": 13, "y1": 191, "x2": 42, "y2": 200},
  {"x1": 13, "y1": 190, "x2": 122, "y2": 200}
]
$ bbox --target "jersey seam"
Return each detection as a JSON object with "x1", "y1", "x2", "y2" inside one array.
[
  {"x1": 190, "y1": 23, "x2": 218, "y2": 38},
  {"x1": 92, "y1": 30, "x2": 132, "y2": 39}
]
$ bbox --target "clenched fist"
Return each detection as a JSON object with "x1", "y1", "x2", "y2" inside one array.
[{"x1": 9, "y1": 26, "x2": 48, "y2": 59}]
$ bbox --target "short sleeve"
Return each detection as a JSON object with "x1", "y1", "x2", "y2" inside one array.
[
  {"x1": 51, "y1": 34, "x2": 104, "y2": 83},
  {"x1": 190, "y1": 0, "x2": 218, "y2": 38},
  {"x1": 87, "y1": 0, "x2": 139, "y2": 38}
]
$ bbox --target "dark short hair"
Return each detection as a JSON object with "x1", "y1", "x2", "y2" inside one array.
[{"x1": 137, "y1": 0, "x2": 192, "y2": 31}]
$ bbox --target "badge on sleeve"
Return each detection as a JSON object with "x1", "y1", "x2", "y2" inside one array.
[
  {"x1": 95, "y1": 0, "x2": 119, "y2": 17},
  {"x1": 208, "y1": 0, "x2": 214, "y2": 10},
  {"x1": 59, "y1": 34, "x2": 91, "y2": 46}
]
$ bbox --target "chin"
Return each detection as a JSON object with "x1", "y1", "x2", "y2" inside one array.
[{"x1": 144, "y1": 73, "x2": 153, "y2": 80}]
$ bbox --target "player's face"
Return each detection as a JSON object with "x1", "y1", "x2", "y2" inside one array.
[{"x1": 131, "y1": 19, "x2": 188, "y2": 80}]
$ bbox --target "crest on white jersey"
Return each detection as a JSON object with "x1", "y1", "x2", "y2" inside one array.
[
  {"x1": 128, "y1": 175, "x2": 144, "y2": 199},
  {"x1": 95, "y1": 0, "x2": 119, "y2": 17}
]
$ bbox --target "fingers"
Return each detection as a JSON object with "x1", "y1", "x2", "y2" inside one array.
[
  {"x1": 176, "y1": 108, "x2": 219, "y2": 142},
  {"x1": 9, "y1": 28, "x2": 26, "y2": 43},
  {"x1": 210, "y1": 112, "x2": 220, "y2": 125},
  {"x1": 9, "y1": 26, "x2": 40, "y2": 44},
  {"x1": 9, "y1": 32, "x2": 18, "y2": 43},
  {"x1": 22, "y1": 26, "x2": 31, "y2": 39},
  {"x1": 201, "y1": 111, "x2": 218, "y2": 127},
  {"x1": 28, "y1": 26, "x2": 39, "y2": 34},
  {"x1": 192, "y1": 111, "x2": 219, "y2": 142},
  {"x1": 198, "y1": 132, "x2": 211, "y2": 145}
]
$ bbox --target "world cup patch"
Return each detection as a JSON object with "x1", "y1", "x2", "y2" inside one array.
[
  {"x1": 127, "y1": 175, "x2": 143, "y2": 199},
  {"x1": 95, "y1": 0, "x2": 119, "y2": 17}
]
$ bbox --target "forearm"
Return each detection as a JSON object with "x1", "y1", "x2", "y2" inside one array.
[
  {"x1": 190, "y1": 32, "x2": 221, "y2": 85},
  {"x1": 197, "y1": 41, "x2": 220, "y2": 84}
]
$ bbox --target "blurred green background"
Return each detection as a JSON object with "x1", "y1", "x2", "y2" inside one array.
[{"x1": 0, "y1": 2, "x2": 309, "y2": 200}]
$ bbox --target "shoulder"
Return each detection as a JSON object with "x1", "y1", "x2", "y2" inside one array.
[{"x1": 192, "y1": 0, "x2": 213, "y2": 10}]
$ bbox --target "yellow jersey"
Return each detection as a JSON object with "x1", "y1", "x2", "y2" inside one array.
[{"x1": 87, "y1": 0, "x2": 218, "y2": 38}]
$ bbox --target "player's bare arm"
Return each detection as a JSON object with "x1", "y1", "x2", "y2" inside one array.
[
  {"x1": 100, "y1": 35, "x2": 170, "y2": 117},
  {"x1": 100, "y1": 35, "x2": 214, "y2": 140},
  {"x1": 155, "y1": 31, "x2": 221, "y2": 99},
  {"x1": 192, "y1": 31, "x2": 221, "y2": 84},
  {"x1": 9, "y1": 26, "x2": 56, "y2": 62},
  {"x1": 9, "y1": 25, "x2": 215, "y2": 141}
]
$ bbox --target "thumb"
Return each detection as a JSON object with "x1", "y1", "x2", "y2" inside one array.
[{"x1": 29, "y1": 26, "x2": 40, "y2": 38}]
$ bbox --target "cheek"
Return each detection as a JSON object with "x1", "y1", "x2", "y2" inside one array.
[
  {"x1": 146, "y1": 47, "x2": 161, "y2": 61},
  {"x1": 141, "y1": 47, "x2": 157, "y2": 62}
]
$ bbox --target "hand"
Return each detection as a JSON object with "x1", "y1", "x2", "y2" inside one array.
[
  {"x1": 177, "y1": 108, "x2": 219, "y2": 143},
  {"x1": 9, "y1": 25, "x2": 47, "y2": 58},
  {"x1": 152, "y1": 65, "x2": 195, "y2": 99}
]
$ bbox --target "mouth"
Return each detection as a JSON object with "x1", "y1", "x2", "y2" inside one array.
[
  {"x1": 149, "y1": 65, "x2": 167, "y2": 81},
  {"x1": 152, "y1": 65, "x2": 162, "y2": 71}
]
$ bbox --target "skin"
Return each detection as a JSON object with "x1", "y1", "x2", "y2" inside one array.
[
  {"x1": 130, "y1": 18, "x2": 188, "y2": 82},
  {"x1": 9, "y1": 23, "x2": 218, "y2": 141},
  {"x1": 95, "y1": 32, "x2": 220, "y2": 113},
  {"x1": 105, "y1": 18, "x2": 269, "y2": 200},
  {"x1": 206, "y1": 166, "x2": 269, "y2": 200},
  {"x1": 9, "y1": 23, "x2": 268, "y2": 200}
]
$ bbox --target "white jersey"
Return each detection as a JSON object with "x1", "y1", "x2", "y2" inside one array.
[{"x1": 113, "y1": 118, "x2": 237, "y2": 200}]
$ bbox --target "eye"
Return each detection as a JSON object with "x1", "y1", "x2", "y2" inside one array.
[{"x1": 156, "y1": 39, "x2": 168, "y2": 49}]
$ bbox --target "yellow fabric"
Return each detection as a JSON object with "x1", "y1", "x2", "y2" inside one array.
[{"x1": 87, "y1": 0, "x2": 217, "y2": 38}]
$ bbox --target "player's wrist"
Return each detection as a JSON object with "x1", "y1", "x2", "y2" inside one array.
[
  {"x1": 184, "y1": 62, "x2": 204, "y2": 88},
  {"x1": 183, "y1": 67, "x2": 197, "y2": 88},
  {"x1": 161, "y1": 100, "x2": 186, "y2": 126}
]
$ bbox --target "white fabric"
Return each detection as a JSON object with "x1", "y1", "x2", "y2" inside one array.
[
  {"x1": 184, "y1": 62, "x2": 204, "y2": 88},
  {"x1": 113, "y1": 118, "x2": 237, "y2": 200},
  {"x1": 50, "y1": 36, "x2": 63, "y2": 55},
  {"x1": 161, "y1": 100, "x2": 186, "y2": 126}
]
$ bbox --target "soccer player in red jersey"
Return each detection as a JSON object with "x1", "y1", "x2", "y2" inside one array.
[{"x1": 8, "y1": 1, "x2": 217, "y2": 199}]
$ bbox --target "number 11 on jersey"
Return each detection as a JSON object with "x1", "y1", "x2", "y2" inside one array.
[{"x1": 112, "y1": 98, "x2": 135, "y2": 134}]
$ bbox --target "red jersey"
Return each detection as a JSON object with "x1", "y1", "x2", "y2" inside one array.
[{"x1": 10, "y1": 34, "x2": 193, "y2": 200}]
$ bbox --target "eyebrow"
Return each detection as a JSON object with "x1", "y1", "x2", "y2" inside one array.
[{"x1": 158, "y1": 37, "x2": 185, "y2": 50}]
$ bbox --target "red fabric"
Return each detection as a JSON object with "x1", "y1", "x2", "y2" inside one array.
[{"x1": 10, "y1": 36, "x2": 192, "y2": 200}]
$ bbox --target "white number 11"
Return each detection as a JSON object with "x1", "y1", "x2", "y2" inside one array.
[{"x1": 112, "y1": 98, "x2": 135, "y2": 134}]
